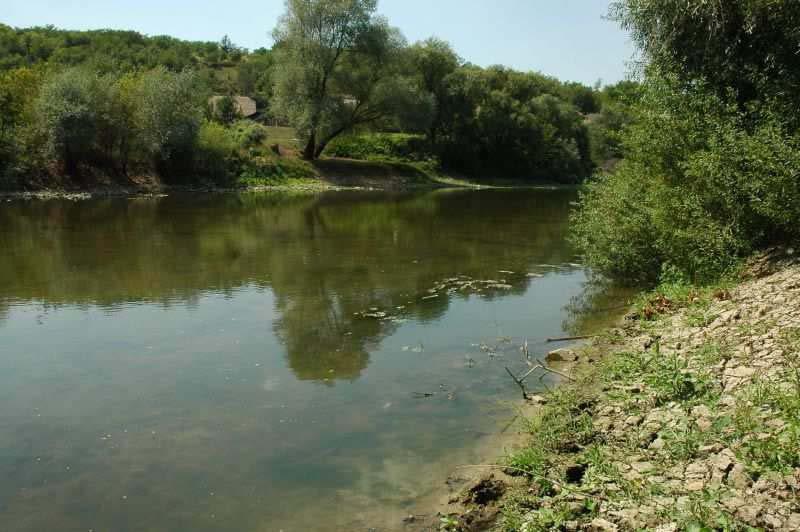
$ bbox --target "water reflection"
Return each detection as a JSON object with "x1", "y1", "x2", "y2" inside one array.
[
  {"x1": 0, "y1": 189, "x2": 625, "y2": 532},
  {"x1": 1, "y1": 189, "x2": 579, "y2": 383}
]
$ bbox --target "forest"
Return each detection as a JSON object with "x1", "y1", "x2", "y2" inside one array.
[{"x1": 0, "y1": 2, "x2": 634, "y2": 190}]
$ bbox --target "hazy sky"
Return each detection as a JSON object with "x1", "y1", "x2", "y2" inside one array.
[{"x1": 4, "y1": 0, "x2": 635, "y2": 85}]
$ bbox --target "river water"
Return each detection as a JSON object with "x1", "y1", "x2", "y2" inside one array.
[{"x1": 0, "y1": 189, "x2": 623, "y2": 531}]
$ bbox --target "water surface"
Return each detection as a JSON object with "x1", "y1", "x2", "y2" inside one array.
[{"x1": 0, "y1": 189, "x2": 621, "y2": 531}]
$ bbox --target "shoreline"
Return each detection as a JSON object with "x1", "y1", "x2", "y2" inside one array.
[
  {"x1": 0, "y1": 180, "x2": 575, "y2": 202},
  {"x1": 436, "y1": 249, "x2": 800, "y2": 531}
]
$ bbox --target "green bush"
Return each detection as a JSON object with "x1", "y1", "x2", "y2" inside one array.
[
  {"x1": 230, "y1": 120, "x2": 269, "y2": 150},
  {"x1": 572, "y1": 75, "x2": 800, "y2": 285},
  {"x1": 325, "y1": 133, "x2": 430, "y2": 162},
  {"x1": 194, "y1": 120, "x2": 240, "y2": 185},
  {"x1": 135, "y1": 67, "x2": 204, "y2": 180},
  {"x1": 35, "y1": 68, "x2": 117, "y2": 175}
]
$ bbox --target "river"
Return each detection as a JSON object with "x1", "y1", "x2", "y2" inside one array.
[{"x1": 0, "y1": 188, "x2": 623, "y2": 531}]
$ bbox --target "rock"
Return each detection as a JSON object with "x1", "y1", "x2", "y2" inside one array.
[
  {"x1": 685, "y1": 461, "x2": 708, "y2": 491},
  {"x1": 710, "y1": 449, "x2": 735, "y2": 472},
  {"x1": 464, "y1": 476, "x2": 506, "y2": 505},
  {"x1": 624, "y1": 415, "x2": 643, "y2": 426},
  {"x1": 630, "y1": 461, "x2": 655, "y2": 474},
  {"x1": 760, "y1": 513, "x2": 783, "y2": 530},
  {"x1": 588, "y1": 517, "x2": 619, "y2": 532},
  {"x1": 737, "y1": 505, "x2": 760, "y2": 524},
  {"x1": 783, "y1": 514, "x2": 800, "y2": 531},
  {"x1": 608, "y1": 509, "x2": 640, "y2": 529},
  {"x1": 649, "y1": 437, "x2": 666, "y2": 450},
  {"x1": 726, "y1": 366, "x2": 756, "y2": 379},
  {"x1": 546, "y1": 348, "x2": 579, "y2": 363},
  {"x1": 696, "y1": 417, "x2": 713, "y2": 431},
  {"x1": 527, "y1": 394, "x2": 548, "y2": 405},
  {"x1": 722, "y1": 495, "x2": 746, "y2": 511}
]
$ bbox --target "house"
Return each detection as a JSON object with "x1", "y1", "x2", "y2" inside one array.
[{"x1": 209, "y1": 95, "x2": 258, "y2": 119}]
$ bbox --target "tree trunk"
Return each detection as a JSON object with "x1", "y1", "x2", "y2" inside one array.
[
  {"x1": 314, "y1": 137, "x2": 334, "y2": 159},
  {"x1": 302, "y1": 130, "x2": 318, "y2": 160}
]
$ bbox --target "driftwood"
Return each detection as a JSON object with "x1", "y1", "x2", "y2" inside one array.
[
  {"x1": 504, "y1": 354, "x2": 574, "y2": 400},
  {"x1": 546, "y1": 334, "x2": 597, "y2": 343}
]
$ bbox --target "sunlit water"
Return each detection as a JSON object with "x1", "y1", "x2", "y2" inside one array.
[{"x1": 0, "y1": 189, "x2": 625, "y2": 531}]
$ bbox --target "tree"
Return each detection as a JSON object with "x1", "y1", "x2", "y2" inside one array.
[
  {"x1": 611, "y1": 0, "x2": 800, "y2": 115},
  {"x1": 407, "y1": 38, "x2": 460, "y2": 146},
  {"x1": 35, "y1": 68, "x2": 115, "y2": 176},
  {"x1": 134, "y1": 67, "x2": 204, "y2": 168},
  {"x1": 271, "y1": 0, "x2": 413, "y2": 159},
  {"x1": 572, "y1": 1, "x2": 800, "y2": 284}
]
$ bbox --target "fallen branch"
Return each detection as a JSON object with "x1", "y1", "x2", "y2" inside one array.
[
  {"x1": 546, "y1": 334, "x2": 597, "y2": 343},
  {"x1": 535, "y1": 357, "x2": 575, "y2": 382},
  {"x1": 505, "y1": 358, "x2": 575, "y2": 399},
  {"x1": 505, "y1": 366, "x2": 531, "y2": 400}
]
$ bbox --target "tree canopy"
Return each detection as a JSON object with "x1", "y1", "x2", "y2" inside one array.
[{"x1": 573, "y1": 0, "x2": 800, "y2": 284}]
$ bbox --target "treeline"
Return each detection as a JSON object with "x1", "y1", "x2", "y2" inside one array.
[
  {"x1": 0, "y1": 1, "x2": 635, "y2": 189},
  {"x1": 267, "y1": 0, "x2": 634, "y2": 182},
  {"x1": 573, "y1": 0, "x2": 800, "y2": 285},
  {"x1": 0, "y1": 65, "x2": 281, "y2": 188},
  {"x1": 0, "y1": 24, "x2": 275, "y2": 103}
]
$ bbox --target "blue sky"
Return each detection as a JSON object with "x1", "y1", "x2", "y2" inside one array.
[{"x1": 4, "y1": 0, "x2": 635, "y2": 85}]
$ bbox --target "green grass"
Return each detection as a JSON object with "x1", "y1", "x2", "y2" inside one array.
[{"x1": 264, "y1": 126, "x2": 301, "y2": 150}]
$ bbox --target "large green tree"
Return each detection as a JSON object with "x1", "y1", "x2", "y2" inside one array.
[
  {"x1": 270, "y1": 0, "x2": 415, "y2": 159},
  {"x1": 407, "y1": 38, "x2": 460, "y2": 147}
]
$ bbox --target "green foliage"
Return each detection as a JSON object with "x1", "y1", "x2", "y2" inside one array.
[
  {"x1": 586, "y1": 81, "x2": 641, "y2": 166},
  {"x1": 238, "y1": 155, "x2": 318, "y2": 186},
  {"x1": 211, "y1": 95, "x2": 240, "y2": 125},
  {"x1": 134, "y1": 67, "x2": 204, "y2": 179},
  {"x1": 574, "y1": 1, "x2": 800, "y2": 285},
  {"x1": 193, "y1": 120, "x2": 240, "y2": 185},
  {"x1": 270, "y1": 0, "x2": 420, "y2": 159},
  {"x1": 230, "y1": 120, "x2": 269, "y2": 150},
  {"x1": 0, "y1": 24, "x2": 242, "y2": 73},
  {"x1": 573, "y1": 74, "x2": 800, "y2": 284},
  {"x1": 17, "y1": 65, "x2": 228, "y2": 184},
  {"x1": 35, "y1": 68, "x2": 117, "y2": 175},
  {"x1": 324, "y1": 132, "x2": 429, "y2": 161},
  {"x1": 611, "y1": 0, "x2": 800, "y2": 116},
  {"x1": 0, "y1": 67, "x2": 44, "y2": 187},
  {"x1": 434, "y1": 66, "x2": 594, "y2": 182}
]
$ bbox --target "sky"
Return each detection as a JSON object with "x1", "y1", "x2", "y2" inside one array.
[{"x1": 3, "y1": 0, "x2": 635, "y2": 85}]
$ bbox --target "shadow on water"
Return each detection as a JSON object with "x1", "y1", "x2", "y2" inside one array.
[{"x1": 0, "y1": 188, "x2": 627, "y2": 531}]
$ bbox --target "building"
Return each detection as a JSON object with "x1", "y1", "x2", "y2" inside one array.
[{"x1": 209, "y1": 95, "x2": 258, "y2": 119}]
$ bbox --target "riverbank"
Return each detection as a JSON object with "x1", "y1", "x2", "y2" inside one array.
[
  {"x1": 0, "y1": 158, "x2": 504, "y2": 200},
  {"x1": 436, "y1": 248, "x2": 800, "y2": 531},
  {"x1": 0, "y1": 154, "x2": 583, "y2": 201}
]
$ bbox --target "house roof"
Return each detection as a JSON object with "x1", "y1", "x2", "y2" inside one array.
[{"x1": 209, "y1": 95, "x2": 258, "y2": 118}]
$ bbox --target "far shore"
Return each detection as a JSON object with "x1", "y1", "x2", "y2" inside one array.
[{"x1": 0, "y1": 159, "x2": 580, "y2": 201}]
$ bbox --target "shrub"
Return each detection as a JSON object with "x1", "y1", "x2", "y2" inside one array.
[
  {"x1": 193, "y1": 120, "x2": 240, "y2": 185},
  {"x1": 134, "y1": 67, "x2": 204, "y2": 180},
  {"x1": 230, "y1": 120, "x2": 269, "y2": 150},
  {"x1": 325, "y1": 132, "x2": 430, "y2": 162},
  {"x1": 572, "y1": 75, "x2": 800, "y2": 285},
  {"x1": 35, "y1": 68, "x2": 116, "y2": 176}
]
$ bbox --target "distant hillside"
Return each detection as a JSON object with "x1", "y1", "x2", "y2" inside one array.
[{"x1": 0, "y1": 24, "x2": 273, "y2": 102}]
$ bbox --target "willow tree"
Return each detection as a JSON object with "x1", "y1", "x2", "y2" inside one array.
[{"x1": 271, "y1": 0, "x2": 416, "y2": 159}]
